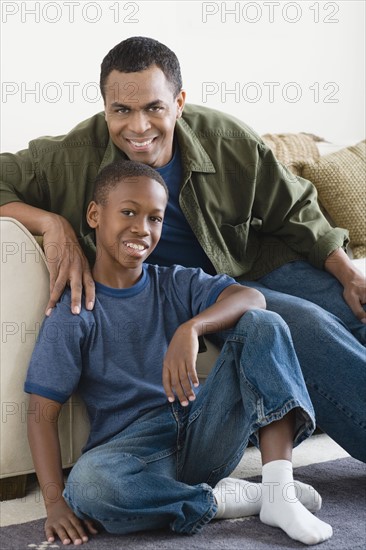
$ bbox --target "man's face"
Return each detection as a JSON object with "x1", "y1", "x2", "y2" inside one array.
[{"x1": 104, "y1": 66, "x2": 186, "y2": 168}]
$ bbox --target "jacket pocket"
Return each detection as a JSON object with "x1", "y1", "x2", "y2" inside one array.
[
  {"x1": 221, "y1": 219, "x2": 252, "y2": 262},
  {"x1": 220, "y1": 218, "x2": 261, "y2": 268}
]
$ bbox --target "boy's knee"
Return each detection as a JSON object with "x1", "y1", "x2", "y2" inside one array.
[
  {"x1": 237, "y1": 309, "x2": 288, "y2": 331},
  {"x1": 230, "y1": 309, "x2": 292, "y2": 346},
  {"x1": 64, "y1": 456, "x2": 102, "y2": 507},
  {"x1": 64, "y1": 451, "x2": 146, "y2": 509}
]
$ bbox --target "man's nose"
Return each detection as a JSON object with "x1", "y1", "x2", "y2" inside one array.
[{"x1": 127, "y1": 111, "x2": 151, "y2": 134}]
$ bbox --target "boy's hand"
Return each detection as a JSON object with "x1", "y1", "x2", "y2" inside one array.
[
  {"x1": 45, "y1": 498, "x2": 98, "y2": 545},
  {"x1": 162, "y1": 323, "x2": 200, "y2": 406}
]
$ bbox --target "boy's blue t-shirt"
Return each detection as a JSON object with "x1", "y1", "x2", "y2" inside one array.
[{"x1": 24, "y1": 264, "x2": 236, "y2": 452}]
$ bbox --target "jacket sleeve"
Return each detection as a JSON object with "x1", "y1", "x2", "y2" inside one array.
[
  {"x1": 251, "y1": 143, "x2": 349, "y2": 269},
  {"x1": 0, "y1": 147, "x2": 49, "y2": 209}
]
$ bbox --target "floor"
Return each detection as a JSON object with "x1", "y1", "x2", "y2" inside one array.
[{"x1": 0, "y1": 433, "x2": 349, "y2": 527}]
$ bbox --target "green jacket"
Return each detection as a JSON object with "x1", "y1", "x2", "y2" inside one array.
[{"x1": 0, "y1": 104, "x2": 348, "y2": 279}]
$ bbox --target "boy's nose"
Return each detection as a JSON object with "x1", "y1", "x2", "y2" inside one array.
[{"x1": 131, "y1": 217, "x2": 149, "y2": 235}]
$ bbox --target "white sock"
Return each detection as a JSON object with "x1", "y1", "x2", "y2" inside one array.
[
  {"x1": 260, "y1": 460, "x2": 333, "y2": 545},
  {"x1": 212, "y1": 477, "x2": 322, "y2": 519},
  {"x1": 213, "y1": 478, "x2": 263, "y2": 519}
]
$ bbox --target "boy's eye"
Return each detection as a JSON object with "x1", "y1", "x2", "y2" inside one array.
[
  {"x1": 121, "y1": 210, "x2": 134, "y2": 216},
  {"x1": 150, "y1": 216, "x2": 163, "y2": 223}
]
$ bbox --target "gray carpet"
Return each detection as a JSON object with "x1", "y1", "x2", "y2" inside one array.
[{"x1": 1, "y1": 458, "x2": 365, "y2": 550}]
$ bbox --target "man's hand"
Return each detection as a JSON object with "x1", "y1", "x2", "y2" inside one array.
[
  {"x1": 43, "y1": 215, "x2": 95, "y2": 316},
  {"x1": 162, "y1": 323, "x2": 200, "y2": 406},
  {"x1": 0, "y1": 202, "x2": 95, "y2": 315},
  {"x1": 342, "y1": 270, "x2": 366, "y2": 324},
  {"x1": 45, "y1": 498, "x2": 98, "y2": 546},
  {"x1": 325, "y1": 248, "x2": 366, "y2": 324}
]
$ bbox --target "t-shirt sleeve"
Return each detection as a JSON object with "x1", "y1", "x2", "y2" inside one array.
[
  {"x1": 24, "y1": 296, "x2": 90, "y2": 403},
  {"x1": 168, "y1": 266, "x2": 237, "y2": 317}
]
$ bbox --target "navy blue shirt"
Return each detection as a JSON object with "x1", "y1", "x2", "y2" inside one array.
[
  {"x1": 148, "y1": 142, "x2": 216, "y2": 274},
  {"x1": 25, "y1": 264, "x2": 235, "y2": 452}
]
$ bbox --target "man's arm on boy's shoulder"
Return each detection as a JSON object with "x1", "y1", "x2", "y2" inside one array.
[
  {"x1": 0, "y1": 202, "x2": 95, "y2": 316},
  {"x1": 163, "y1": 284, "x2": 265, "y2": 407},
  {"x1": 27, "y1": 393, "x2": 98, "y2": 546}
]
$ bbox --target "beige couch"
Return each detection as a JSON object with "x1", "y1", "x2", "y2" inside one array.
[{"x1": 1, "y1": 135, "x2": 365, "y2": 500}]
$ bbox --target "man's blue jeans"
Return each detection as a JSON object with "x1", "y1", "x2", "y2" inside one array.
[
  {"x1": 240, "y1": 260, "x2": 366, "y2": 462},
  {"x1": 63, "y1": 310, "x2": 315, "y2": 535}
]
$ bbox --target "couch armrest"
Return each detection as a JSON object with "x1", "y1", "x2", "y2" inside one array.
[{"x1": 0, "y1": 218, "x2": 89, "y2": 479}]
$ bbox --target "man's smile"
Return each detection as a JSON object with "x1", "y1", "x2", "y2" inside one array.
[{"x1": 125, "y1": 137, "x2": 158, "y2": 152}]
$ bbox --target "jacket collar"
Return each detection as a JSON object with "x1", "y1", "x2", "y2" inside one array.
[
  {"x1": 175, "y1": 118, "x2": 216, "y2": 174},
  {"x1": 98, "y1": 139, "x2": 128, "y2": 174}
]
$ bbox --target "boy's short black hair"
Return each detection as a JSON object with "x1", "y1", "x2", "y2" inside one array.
[
  {"x1": 93, "y1": 159, "x2": 168, "y2": 206},
  {"x1": 100, "y1": 36, "x2": 182, "y2": 100}
]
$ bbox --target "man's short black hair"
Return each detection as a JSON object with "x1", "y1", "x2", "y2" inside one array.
[
  {"x1": 100, "y1": 36, "x2": 182, "y2": 100},
  {"x1": 93, "y1": 159, "x2": 168, "y2": 206}
]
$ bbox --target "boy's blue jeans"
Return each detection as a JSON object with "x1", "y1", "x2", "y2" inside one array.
[
  {"x1": 63, "y1": 309, "x2": 315, "y2": 535},
  {"x1": 241, "y1": 260, "x2": 366, "y2": 462}
]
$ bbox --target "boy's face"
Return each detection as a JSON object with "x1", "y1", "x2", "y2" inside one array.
[
  {"x1": 104, "y1": 66, "x2": 185, "y2": 168},
  {"x1": 87, "y1": 176, "x2": 167, "y2": 285}
]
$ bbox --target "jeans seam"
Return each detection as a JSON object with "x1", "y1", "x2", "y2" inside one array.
[
  {"x1": 307, "y1": 382, "x2": 366, "y2": 429},
  {"x1": 251, "y1": 398, "x2": 315, "y2": 447},
  {"x1": 171, "y1": 485, "x2": 218, "y2": 534}
]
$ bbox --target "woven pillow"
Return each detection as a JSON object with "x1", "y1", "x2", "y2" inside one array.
[
  {"x1": 261, "y1": 133, "x2": 321, "y2": 175},
  {"x1": 301, "y1": 140, "x2": 366, "y2": 258}
]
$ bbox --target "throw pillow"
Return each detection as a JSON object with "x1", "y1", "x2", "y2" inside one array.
[
  {"x1": 261, "y1": 132, "x2": 321, "y2": 175},
  {"x1": 301, "y1": 140, "x2": 366, "y2": 259}
]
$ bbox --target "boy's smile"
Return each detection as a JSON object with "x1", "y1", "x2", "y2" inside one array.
[{"x1": 87, "y1": 175, "x2": 167, "y2": 288}]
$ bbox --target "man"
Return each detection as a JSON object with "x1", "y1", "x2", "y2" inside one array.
[{"x1": 1, "y1": 36, "x2": 365, "y2": 461}]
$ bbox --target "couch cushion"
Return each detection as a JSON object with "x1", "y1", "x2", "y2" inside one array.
[{"x1": 301, "y1": 140, "x2": 366, "y2": 259}]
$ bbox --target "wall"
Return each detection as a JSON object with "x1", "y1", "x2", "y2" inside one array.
[{"x1": 1, "y1": 0, "x2": 365, "y2": 152}]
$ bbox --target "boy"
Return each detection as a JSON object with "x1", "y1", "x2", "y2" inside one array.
[{"x1": 25, "y1": 160, "x2": 332, "y2": 546}]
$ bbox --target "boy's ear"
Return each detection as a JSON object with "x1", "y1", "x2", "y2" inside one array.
[{"x1": 86, "y1": 201, "x2": 100, "y2": 229}]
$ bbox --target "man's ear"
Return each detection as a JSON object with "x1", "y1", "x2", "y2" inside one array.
[
  {"x1": 86, "y1": 201, "x2": 100, "y2": 229},
  {"x1": 176, "y1": 89, "x2": 186, "y2": 119}
]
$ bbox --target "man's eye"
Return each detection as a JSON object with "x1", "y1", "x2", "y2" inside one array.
[
  {"x1": 148, "y1": 106, "x2": 163, "y2": 112},
  {"x1": 117, "y1": 107, "x2": 129, "y2": 114}
]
